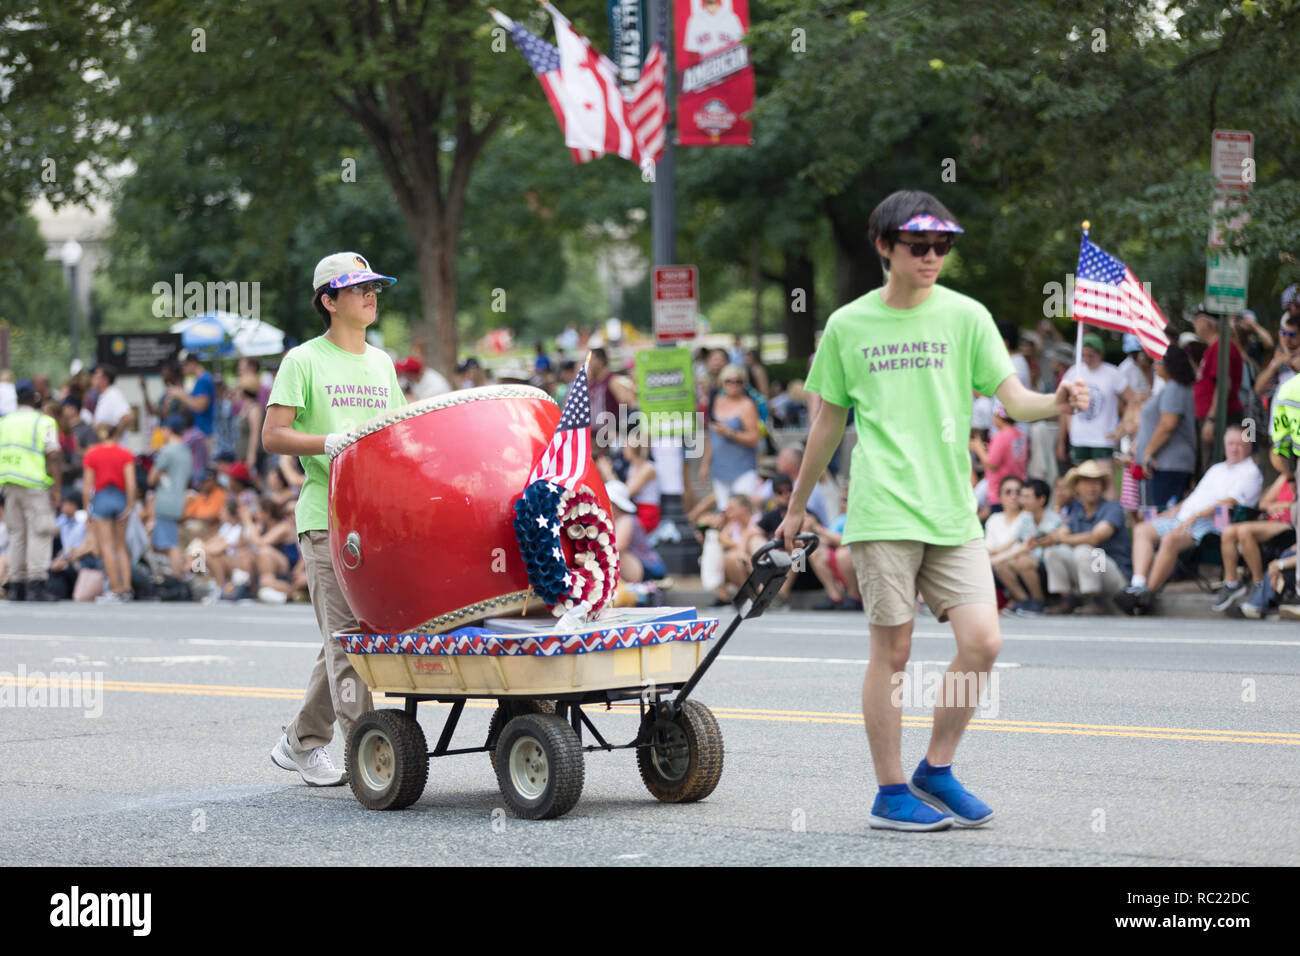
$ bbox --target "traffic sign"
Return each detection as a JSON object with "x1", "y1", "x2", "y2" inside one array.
[
  {"x1": 1205, "y1": 252, "x2": 1249, "y2": 313},
  {"x1": 1211, "y1": 129, "x2": 1253, "y2": 192},
  {"x1": 653, "y1": 265, "x2": 698, "y2": 342}
]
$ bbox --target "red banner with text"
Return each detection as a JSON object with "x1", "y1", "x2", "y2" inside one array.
[{"x1": 673, "y1": 0, "x2": 753, "y2": 146}]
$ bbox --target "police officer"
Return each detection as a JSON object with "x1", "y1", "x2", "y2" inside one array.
[{"x1": 0, "y1": 379, "x2": 62, "y2": 601}]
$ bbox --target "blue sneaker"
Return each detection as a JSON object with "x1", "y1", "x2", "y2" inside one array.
[
  {"x1": 868, "y1": 786, "x2": 953, "y2": 831},
  {"x1": 908, "y1": 759, "x2": 994, "y2": 827}
]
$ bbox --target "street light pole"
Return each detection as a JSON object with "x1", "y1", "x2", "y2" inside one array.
[{"x1": 61, "y1": 239, "x2": 83, "y2": 367}]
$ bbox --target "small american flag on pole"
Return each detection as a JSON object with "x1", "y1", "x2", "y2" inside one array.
[
  {"x1": 1071, "y1": 232, "x2": 1169, "y2": 360},
  {"x1": 528, "y1": 358, "x2": 592, "y2": 489}
]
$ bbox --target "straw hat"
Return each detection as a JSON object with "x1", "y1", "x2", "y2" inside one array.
[{"x1": 1065, "y1": 459, "x2": 1113, "y2": 494}]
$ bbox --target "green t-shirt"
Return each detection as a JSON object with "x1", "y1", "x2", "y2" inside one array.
[
  {"x1": 805, "y1": 284, "x2": 1014, "y2": 545},
  {"x1": 267, "y1": 335, "x2": 404, "y2": 534}
]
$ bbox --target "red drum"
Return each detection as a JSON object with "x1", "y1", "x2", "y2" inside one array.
[{"x1": 328, "y1": 385, "x2": 612, "y2": 634}]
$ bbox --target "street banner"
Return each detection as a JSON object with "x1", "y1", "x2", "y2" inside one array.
[
  {"x1": 607, "y1": 0, "x2": 645, "y2": 91},
  {"x1": 635, "y1": 346, "x2": 697, "y2": 438},
  {"x1": 96, "y1": 332, "x2": 182, "y2": 374},
  {"x1": 673, "y1": 0, "x2": 753, "y2": 146}
]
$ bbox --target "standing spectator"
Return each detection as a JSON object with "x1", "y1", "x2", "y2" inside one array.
[
  {"x1": 1116, "y1": 334, "x2": 1155, "y2": 397},
  {"x1": 238, "y1": 357, "x2": 272, "y2": 408},
  {"x1": 1040, "y1": 461, "x2": 1132, "y2": 615},
  {"x1": 1057, "y1": 333, "x2": 1130, "y2": 496},
  {"x1": 90, "y1": 365, "x2": 134, "y2": 437},
  {"x1": 1134, "y1": 344, "x2": 1197, "y2": 511},
  {"x1": 1116, "y1": 424, "x2": 1262, "y2": 615},
  {"x1": 1192, "y1": 309, "x2": 1244, "y2": 472},
  {"x1": 234, "y1": 381, "x2": 265, "y2": 480},
  {"x1": 702, "y1": 364, "x2": 761, "y2": 503},
  {"x1": 0, "y1": 380, "x2": 62, "y2": 601},
  {"x1": 180, "y1": 409, "x2": 209, "y2": 488},
  {"x1": 978, "y1": 401, "x2": 1028, "y2": 505},
  {"x1": 149, "y1": 415, "x2": 193, "y2": 578},
  {"x1": 212, "y1": 379, "x2": 238, "y2": 462},
  {"x1": 143, "y1": 360, "x2": 187, "y2": 428},
  {"x1": 1252, "y1": 313, "x2": 1300, "y2": 407},
  {"x1": 82, "y1": 422, "x2": 137, "y2": 602},
  {"x1": 744, "y1": 348, "x2": 769, "y2": 399},
  {"x1": 586, "y1": 348, "x2": 636, "y2": 439},
  {"x1": 171, "y1": 352, "x2": 216, "y2": 438},
  {"x1": 1001, "y1": 323, "x2": 1031, "y2": 388}
]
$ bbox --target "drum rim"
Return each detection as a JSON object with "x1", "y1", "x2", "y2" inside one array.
[
  {"x1": 398, "y1": 587, "x2": 537, "y2": 634},
  {"x1": 330, "y1": 384, "x2": 557, "y2": 460}
]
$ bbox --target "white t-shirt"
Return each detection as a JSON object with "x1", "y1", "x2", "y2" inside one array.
[
  {"x1": 1117, "y1": 356, "x2": 1153, "y2": 396},
  {"x1": 984, "y1": 511, "x2": 1021, "y2": 553},
  {"x1": 971, "y1": 395, "x2": 993, "y2": 431},
  {"x1": 411, "y1": 368, "x2": 452, "y2": 401},
  {"x1": 92, "y1": 385, "x2": 132, "y2": 430},
  {"x1": 1065, "y1": 362, "x2": 1127, "y2": 449},
  {"x1": 0, "y1": 382, "x2": 15, "y2": 417},
  {"x1": 1175, "y1": 458, "x2": 1263, "y2": 522},
  {"x1": 649, "y1": 440, "x2": 684, "y2": 496},
  {"x1": 1010, "y1": 353, "x2": 1032, "y2": 389},
  {"x1": 683, "y1": 5, "x2": 746, "y2": 57}
]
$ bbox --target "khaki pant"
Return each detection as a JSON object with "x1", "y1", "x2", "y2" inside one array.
[
  {"x1": 3, "y1": 484, "x2": 56, "y2": 583},
  {"x1": 849, "y1": 539, "x2": 996, "y2": 626},
  {"x1": 1043, "y1": 543, "x2": 1127, "y2": 597},
  {"x1": 285, "y1": 530, "x2": 373, "y2": 752}
]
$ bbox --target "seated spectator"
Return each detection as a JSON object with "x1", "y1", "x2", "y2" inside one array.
[
  {"x1": 805, "y1": 485, "x2": 863, "y2": 611},
  {"x1": 985, "y1": 476, "x2": 1024, "y2": 568},
  {"x1": 1212, "y1": 472, "x2": 1296, "y2": 612},
  {"x1": 246, "y1": 498, "x2": 305, "y2": 603},
  {"x1": 606, "y1": 481, "x2": 666, "y2": 583},
  {"x1": 182, "y1": 467, "x2": 228, "y2": 541},
  {"x1": 200, "y1": 498, "x2": 255, "y2": 596},
  {"x1": 1115, "y1": 424, "x2": 1262, "y2": 615},
  {"x1": 755, "y1": 475, "x2": 852, "y2": 608},
  {"x1": 622, "y1": 433, "x2": 661, "y2": 533},
  {"x1": 1239, "y1": 546, "x2": 1298, "y2": 619},
  {"x1": 757, "y1": 446, "x2": 829, "y2": 524},
  {"x1": 997, "y1": 478, "x2": 1063, "y2": 615},
  {"x1": 264, "y1": 463, "x2": 299, "y2": 510},
  {"x1": 711, "y1": 493, "x2": 767, "y2": 606},
  {"x1": 1039, "y1": 461, "x2": 1132, "y2": 615}
]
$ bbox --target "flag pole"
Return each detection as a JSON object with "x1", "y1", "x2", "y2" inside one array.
[{"x1": 1075, "y1": 220, "x2": 1090, "y2": 373}]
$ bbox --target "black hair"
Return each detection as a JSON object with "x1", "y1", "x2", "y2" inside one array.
[
  {"x1": 771, "y1": 474, "x2": 794, "y2": 493},
  {"x1": 313, "y1": 284, "x2": 338, "y2": 328},
  {"x1": 867, "y1": 190, "x2": 959, "y2": 270},
  {"x1": 95, "y1": 364, "x2": 118, "y2": 384},
  {"x1": 1159, "y1": 344, "x2": 1196, "y2": 387},
  {"x1": 998, "y1": 474, "x2": 1024, "y2": 494},
  {"x1": 997, "y1": 321, "x2": 1019, "y2": 351},
  {"x1": 590, "y1": 347, "x2": 609, "y2": 366},
  {"x1": 1023, "y1": 478, "x2": 1051, "y2": 504},
  {"x1": 61, "y1": 395, "x2": 82, "y2": 411}
]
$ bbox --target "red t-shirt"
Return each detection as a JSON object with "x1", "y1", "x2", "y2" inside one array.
[
  {"x1": 1193, "y1": 339, "x2": 1243, "y2": 419},
  {"x1": 83, "y1": 442, "x2": 135, "y2": 493}
]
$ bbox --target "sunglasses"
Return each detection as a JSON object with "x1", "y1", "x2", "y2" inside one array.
[
  {"x1": 343, "y1": 281, "x2": 385, "y2": 296},
  {"x1": 895, "y1": 237, "x2": 954, "y2": 258},
  {"x1": 722, "y1": 378, "x2": 743, "y2": 385},
  {"x1": 1281, "y1": 329, "x2": 1297, "y2": 338}
]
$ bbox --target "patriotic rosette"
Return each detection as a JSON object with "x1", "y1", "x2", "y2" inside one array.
[{"x1": 512, "y1": 359, "x2": 619, "y2": 619}]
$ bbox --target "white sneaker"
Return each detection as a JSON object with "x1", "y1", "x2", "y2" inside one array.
[
  {"x1": 94, "y1": 592, "x2": 121, "y2": 604},
  {"x1": 270, "y1": 733, "x2": 346, "y2": 786},
  {"x1": 257, "y1": 586, "x2": 288, "y2": 604}
]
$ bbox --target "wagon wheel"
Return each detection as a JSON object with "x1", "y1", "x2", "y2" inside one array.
[
  {"x1": 346, "y1": 709, "x2": 429, "y2": 811},
  {"x1": 494, "y1": 713, "x2": 585, "y2": 820},
  {"x1": 637, "y1": 699, "x2": 724, "y2": 803},
  {"x1": 486, "y1": 698, "x2": 556, "y2": 772}
]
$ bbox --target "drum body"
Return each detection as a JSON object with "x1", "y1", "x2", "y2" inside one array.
[{"x1": 328, "y1": 385, "x2": 611, "y2": 634}]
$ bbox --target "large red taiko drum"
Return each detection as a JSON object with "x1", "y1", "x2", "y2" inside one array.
[{"x1": 328, "y1": 385, "x2": 611, "y2": 634}]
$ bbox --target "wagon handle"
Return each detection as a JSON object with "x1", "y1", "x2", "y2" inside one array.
[{"x1": 667, "y1": 532, "x2": 819, "y2": 715}]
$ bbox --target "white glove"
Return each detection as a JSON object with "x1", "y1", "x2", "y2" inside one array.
[{"x1": 324, "y1": 432, "x2": 345, "y2": 457}]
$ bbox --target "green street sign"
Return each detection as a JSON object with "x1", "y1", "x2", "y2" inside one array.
[
  {"x1": 1205, "y1": 252, "x2": 1249, "y2": 313},
  {"x1": 635, "y1": 346, "x2": 697, "y2": 438}
]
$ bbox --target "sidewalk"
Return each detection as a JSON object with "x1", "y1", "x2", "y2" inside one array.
[{"x1": 658, "y1": 576, "x2": 1230, "y2": 619}]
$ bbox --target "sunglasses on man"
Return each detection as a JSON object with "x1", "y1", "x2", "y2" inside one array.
[{"x1": 894, "y1": 237, "x2": 955, "y2": 258}]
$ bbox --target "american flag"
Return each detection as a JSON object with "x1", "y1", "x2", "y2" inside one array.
[
  {"x1": 528, "y1": 360, "x2": 592, "y2": 489},
  {"x1": 1072, "y1": 233, "x2": 1169, "y2": 359},
  {"x1": 629, "y1": 43, "x2": 668, "y2": 169}
]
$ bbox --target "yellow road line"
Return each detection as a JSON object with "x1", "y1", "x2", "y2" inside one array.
[{"x1": 3, "y1": 677, "x2": 1295, "y2": 745}]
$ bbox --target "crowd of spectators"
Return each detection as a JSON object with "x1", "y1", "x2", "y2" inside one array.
[{"x1": 5, "y1": 284, "x2": 1296, "y2": 617}]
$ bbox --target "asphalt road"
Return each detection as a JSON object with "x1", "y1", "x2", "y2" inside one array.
[{"x1": 1, "y1": 601, "x2": 1297, "y2": 866}]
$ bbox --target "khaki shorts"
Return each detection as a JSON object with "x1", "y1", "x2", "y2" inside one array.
[{"x1": 849, "y1": 539, "x2": 996, "y2": 626}]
